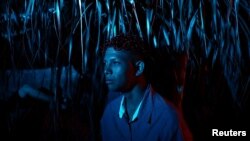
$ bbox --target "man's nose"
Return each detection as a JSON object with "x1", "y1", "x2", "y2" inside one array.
[{"x1": 104, "y1": 63, "x2": 111, "y2": 75}]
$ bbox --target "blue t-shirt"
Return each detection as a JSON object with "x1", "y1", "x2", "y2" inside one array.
[{"x1": 101, "y1": 86, "x2": 184, "y2": 141}]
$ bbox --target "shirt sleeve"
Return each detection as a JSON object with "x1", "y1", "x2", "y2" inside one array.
[
  {"x1": 100, "y1": 107, "x2": 109, "y2": 141},
  {"x1": 100, "y1": 103, "x2": 115, "y2": 141},
  {"x1": 159, "y1": 112, "x2": 184, "y2": 141}
]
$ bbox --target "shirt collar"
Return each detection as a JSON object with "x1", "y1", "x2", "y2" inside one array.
[
  {"x1": 118, "y1": 96, "x2": 125, "y2": 119},
  {"x1": 118, "y1": 85, "x2": 149, "y2": 122}
]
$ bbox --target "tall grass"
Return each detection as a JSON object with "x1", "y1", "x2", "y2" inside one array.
[{"x1": 0, "y1": 0, "x2": 249, "y2": 122}]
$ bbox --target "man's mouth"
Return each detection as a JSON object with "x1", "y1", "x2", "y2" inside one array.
[{"x1": 105, "y1": 79, "x2": 113, "y2": 84}]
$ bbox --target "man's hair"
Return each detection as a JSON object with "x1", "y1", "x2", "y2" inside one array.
[
  {"x1": 101, "y1": 34, "x2": 150, "y2": 61},
  {"x1": 101, "y1": 34, "x2": 153, "y2": 81}
]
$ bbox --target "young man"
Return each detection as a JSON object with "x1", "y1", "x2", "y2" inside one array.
[{"x1": 100, "y1": 34, "x2": 184, "y2": 141}]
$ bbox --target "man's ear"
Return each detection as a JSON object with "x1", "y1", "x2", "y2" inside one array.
[{"x1": 135, "y1": 60, "x2": 145, "y2": 76}]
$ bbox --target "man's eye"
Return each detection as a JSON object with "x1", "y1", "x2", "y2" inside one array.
[
  {"x1": 112, "y1": 61, "x2": 120, "y2": 65},
  {"x1": 103, "y1": 61, "x2": 106, "y2": 66}
]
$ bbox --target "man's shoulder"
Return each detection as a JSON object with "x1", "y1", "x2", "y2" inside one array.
[
  {"x1": 104, "y1": 95, "x2": 123, "y2": 114},
  {"x1": 152, "y1": 92, "x2": 178, "y2": 120},
  {"x1": 101, "y1": 95, "x2": 123, "y2": 124}
]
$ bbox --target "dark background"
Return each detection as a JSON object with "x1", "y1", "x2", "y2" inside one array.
[{"x1": 0, "y1": 0, "x2": 249, "y2": 140}]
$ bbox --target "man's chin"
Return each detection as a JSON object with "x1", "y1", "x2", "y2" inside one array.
[
  {"x1": 107, "y1": 87, "x2": 123, "y2": 93},
  {"x1": 108, "y1": 88, "x2": 119, "y2": 92},
  {"x1": 108, "y1": 88, "x2": 130, "y2": 93}
]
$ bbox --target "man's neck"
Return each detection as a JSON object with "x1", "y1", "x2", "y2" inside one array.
[{"x1": 123, "y1": 82, "x2": 147, "y2": 109}]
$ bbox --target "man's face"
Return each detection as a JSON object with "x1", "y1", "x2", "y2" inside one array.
[{"x1": 103, "y1": 47, "x2": 136, "y2": 92}]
